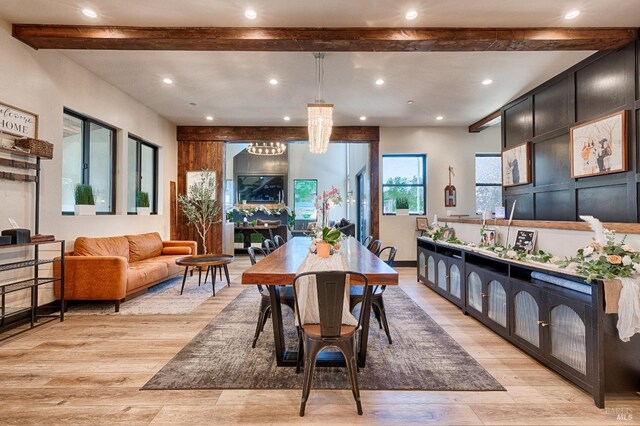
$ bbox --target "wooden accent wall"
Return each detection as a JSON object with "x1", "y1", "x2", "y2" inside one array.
[
  {"x1": 176, "y1": 140, "x2": 225, "y2": 254},
  {"x1": 501, "y1": 40, "x2": 640, "y2": 223}
]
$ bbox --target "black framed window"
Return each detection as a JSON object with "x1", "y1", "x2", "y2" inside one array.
[
  {"x1": 475, "y1": 153, "x2": 502, "y2": 214},
  {"x1": 382, "y1": 154, "x2": 426, "y2": 215},
  {"x1": 62, "y1": 109, "x2": 116, "y2": 214},
  {"x1": 127, "y1": 135, "x2": 158, "y2": 214}
]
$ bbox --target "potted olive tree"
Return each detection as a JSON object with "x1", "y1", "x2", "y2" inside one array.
[
  {"x1": 136, "y1": 191, "x2": 151, "y2": 215},
  {"x1": 74, "y1": 184, "x2": 96, "y2": 215},
  {"x1": 395, "y1": 196, "x2": 410, "y2": 216},
  {"x1": 177, "y1": 169, "x2": 220, "y2": 254}
]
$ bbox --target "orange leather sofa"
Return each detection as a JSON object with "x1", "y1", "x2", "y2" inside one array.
[{"x1": 54, "y1": 232, "x2": 197, "y2": 312}]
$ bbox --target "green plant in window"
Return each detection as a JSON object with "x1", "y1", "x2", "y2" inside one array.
[
  {"x1": 136, "y1": 191, "x2": 150, "y2": 208},
  {"x1": 177, "y1": 169, "x2": 221, "y2": 254},
  {"x1": 74, "y1": 184, "x2": 95, "y2": 206},
  {"x1": 395, "y1": 196, "x2": 410, "y2": 210}
]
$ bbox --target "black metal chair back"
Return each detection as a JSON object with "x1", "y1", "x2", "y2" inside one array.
[
  {"x1": 368, "y1": 239, "x2": 382, "y2": 256},
  {"x1": 362, "y1": 235, "x2": 372, "y2": 248},
  {"x1": 263, "y1": 239, "x2": 276, "y2": 254},
  {"x1": 273, "y1": 235, "x2": 285, "y2": 247},
  {"x1": 377, "y1": 246, "x2": 397, "y2": 268},
  {"x1": 292, "y1": 271, "x2": 369, "y2": 338},
  {"x1": 247, "y1": 247, "x2": 268, "y2": 292}
]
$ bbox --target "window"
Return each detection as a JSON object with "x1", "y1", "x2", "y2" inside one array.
[
  {"x1": 294, "y1": 179, "x2": 318, "y2": 221},
  {"x1": 224, "y1": 179, "x2": 233, "y2": 211},
  {"x1": 127, "y1": 136, "x2": 158, "y2": 214},
  {"x1": 382, "y1": 154, "x2": 426, "y2": 215},
  {"x1": 475, "y1": 154, "x2": 502, "y2": 214},
  {"x1": 62, "y1": 110, "x2": 116, "y2": 213}
]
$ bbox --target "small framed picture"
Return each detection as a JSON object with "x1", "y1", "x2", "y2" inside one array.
[
  {"x1": 481, "y1": 228, "x2": 497, "y2": 247},
  {"x1": 502, "y1": 142, "x2": 530, "y2": 187},
  {"x1": 416, "y1": 217, "x2": 429, "y2": 231},
  {"x1": 513, "y1": 230, "x2": 537, "y2": 254},
  {"x1": 570, "y1": 110, "x2": 628, "y2": 178}
]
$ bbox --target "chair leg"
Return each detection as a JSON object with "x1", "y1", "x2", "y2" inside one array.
[
  {"x1": 296, "y1": 328, "x2": 304, "y2": 374},
  {"x1": 261, "y1": 307, "x2": 271, "y2": 331},
  {"x1": 252, "y1": 306, "x2": 267, "y2": 348},
  {"x1": 371, "y1": 303, "x2": 383, "y2": 329},
  {"x1": 336, "y1": 337, "x2": 363, "y2": 415},
  {"x1": 376, "y1": 298, "x2": 392, "y2": 344},
  {"x1": 300, "y1": 338, "x2": 321, "y2": 417}
]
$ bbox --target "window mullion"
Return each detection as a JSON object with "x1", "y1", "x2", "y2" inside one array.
[{"x1": 82, "y1": 118, "x2": 91, "y2": 185}]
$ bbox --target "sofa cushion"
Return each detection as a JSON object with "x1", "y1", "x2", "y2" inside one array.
[
  {"x1": 127, "y1": 262, "x2": 168, "y2": 292},
  {"x1": 162, "y1": 246, "x2": 192, "y2": 256},
  {"x1": 73, "y1": 236, "x2": 130, "y2": 261},
  {"x1": 126, "y1": 232, "x2": 164, "y2": 262},
  {"x1": 137, "y1": 255, "x2": 185, "y2": 276}
]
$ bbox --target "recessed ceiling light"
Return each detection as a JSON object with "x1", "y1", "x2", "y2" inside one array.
[
  {"x1": 360, "y1": 116, "x2": 367, "y2": 121},
  {"x1": 283, "y1": 116, "x2": 291, "y2": 121},
  {"x1": 245, "y1": 9, "x2": 257, "y2": 19},
  {"x1": 564, "y1": 10, "x2": 580, "y2": 20},
  {"x1": 436, "y1": 116, "x2": 444, "y2": 121},
  {"x1": 81, "y1": 8, "x2": 97, "y2": 18},
  {"x1": 375, "y1": 79, "x2": 385, "y2": 86},
  {"x1": 206, "y1": 116, "x2": 214, "y2": 121},
  {"x1": 269, "y1": 79, "x2": 278, "y2": 85},
  {"x1": 405, "y1": 10, "x2": 418, "y2": 20},
  {"x1": 407, "y1": 100, "x2": 415, "y2": 105},
  {"x1": 162, "y1": 77, "x2": 173, "y2": 85},
  {"x1": 482, "y1": 79, "x2": 493, "y2": 85}
]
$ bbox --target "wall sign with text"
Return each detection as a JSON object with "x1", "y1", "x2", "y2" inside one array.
[{"x1": 0, "y1": 102, "x2": 38, "y2": 139}]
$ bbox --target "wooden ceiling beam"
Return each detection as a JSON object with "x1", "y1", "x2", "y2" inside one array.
[
  {"x1": 469, "y1": 109, "x2": 501, "y2": 133},
  {"x1": 12, "y1": 25, "x2": 638, "y2": 52},
  {"x1": 176, "y1": 126, "x2": 379, "y2": 142}
]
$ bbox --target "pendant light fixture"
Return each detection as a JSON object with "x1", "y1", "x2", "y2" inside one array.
[
  {"x1": 307, "y1": 52, "x2": 333, "y2": 154},
  {"x1": 247, "y1": 141, "x2": 286, "y2": 156}
]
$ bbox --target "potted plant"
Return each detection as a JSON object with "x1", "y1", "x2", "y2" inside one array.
[
  {"x1": 250, "y1": 232, "x2": 264, "y2": 248},
  {"x1": 136, "y1": 191, "x2": 151, "y2": 215},
  {"x1": 74, "y1": 184, "x2": 96, "y2": 216},
  {"x1": 288, "y1": 211, "x2": 296, "y2": 231},
  {"x1": 312, "y1": 226, "x2": 342, "y2": 258},
  {"x1": 226, "y1": 210, "x2": 234, "y2": 223},
  {"x1": 234, "y1": 233, "x2": 245, "y2": 249},
  {"x1": 177, "y1": 169, "x2": 220, "y2": 254},
  {"x1": 395, "y1": 196, "x2": 410, "y2": 216}
]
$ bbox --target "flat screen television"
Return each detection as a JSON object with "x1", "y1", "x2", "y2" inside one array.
[{"x1": 237, "y1": 175, "x2": 285, "y2": 204}]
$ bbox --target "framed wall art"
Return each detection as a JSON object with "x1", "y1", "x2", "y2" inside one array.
[
  {"x1": 570, "y1": 110, "x2": 628, "y2": 179},
  {"x1": 0, "y1": 101, "x2": 38, "y2": 139},
  {"x1": 502, "y1": 142, "x2": 530, "y2": 187}
]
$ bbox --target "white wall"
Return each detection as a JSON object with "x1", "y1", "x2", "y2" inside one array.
[
  {"x1": 287, "y1": 142, "x2": 348, "y2": 223},
  {"x1": 379, "y1": 125, "x2": 501, "y2": 261},
  {"x1": 0, "y1": 19, "x2": 177, "y2": 304},
  {"x1": 346, "y1": 143, "x2": 370, "y2": 237}
]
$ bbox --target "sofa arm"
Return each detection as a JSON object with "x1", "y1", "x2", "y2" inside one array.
[
  {"x1": 54, "y1": 256, "x2": 128, "y2": 301},
  {"x1": 163, "y1": 240, "x2": 197, "y2": 255}
]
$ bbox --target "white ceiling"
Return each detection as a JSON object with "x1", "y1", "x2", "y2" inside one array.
[{"x1": 0, "y1": 1, "x2": 637, "y2": 126}]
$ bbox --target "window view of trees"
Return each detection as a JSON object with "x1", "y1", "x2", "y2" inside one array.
[
  {"x1": 382, "y1": 155, "x2": 426, "y2": 215},
  {"x1": 475, "y1": 154, "x2": 502, "y2": 214}
]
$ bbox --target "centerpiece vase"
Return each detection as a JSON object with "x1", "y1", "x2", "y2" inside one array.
[{"x1": 316, "y1": 242, "x2": 331, "y2": 258}]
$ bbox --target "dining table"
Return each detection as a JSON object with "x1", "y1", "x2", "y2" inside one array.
[{"x1": 241, "y1": 236, "x2": 398, "y2": 368}]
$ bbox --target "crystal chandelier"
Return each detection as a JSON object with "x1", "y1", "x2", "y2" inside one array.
[
  {"x1": 247, "y1": 141, "x2": 286, "y2": 156},
  {"x1": 307, "y1": 52, "x2": 333, "y2": 154}
]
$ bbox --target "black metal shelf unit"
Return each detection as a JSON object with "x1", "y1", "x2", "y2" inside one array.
[{"x1": 0, "y1": 150, "x2": 65, "y2": 337}]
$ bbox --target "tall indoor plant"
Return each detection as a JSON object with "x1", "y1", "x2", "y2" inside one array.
[{"x1": 177, "y1": 170, "x2": 220, "y2": 254}]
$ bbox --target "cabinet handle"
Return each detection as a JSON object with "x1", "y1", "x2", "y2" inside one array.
[
  {"x1": 481, "y1": 293, "x2": 487, "y2": 298},
  {"x1": 537, "y1": 320, "x2": 549, "y2": 327}
]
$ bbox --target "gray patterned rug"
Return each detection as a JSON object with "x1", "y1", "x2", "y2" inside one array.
[{"x1": 142, "y1": 286, "x2": 504, "y2": 391}]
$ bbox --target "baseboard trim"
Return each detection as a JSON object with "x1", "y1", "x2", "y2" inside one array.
[{"x1": 394, "y1": 260, "x2": 417, "y2": 267}]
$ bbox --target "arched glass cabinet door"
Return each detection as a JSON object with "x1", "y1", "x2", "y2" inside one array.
[
  {"x1": 487, "y1": 280, "x2": 507, "y2": 327},
  {"x1": 418, "y1": 252, "x2": 426, "y2": 280},
  {"x1": 466, "y1": 271, "x2": 483, "y2": 312},
  {"x1": 437, "y1": 260, "x2": 447, "y2": 290},
  {"x1": 514, "y1": 290, "x2": 540, "y2": 348},
  {"x1": 550, "y1": 304, "x2": 587, "y2": 375},
  {"x1": 427, "y1": 256, "x2": 435, "y2": 284},
  {"x1": 449, "y1": 264, "x2": 461, "y2": 299}
]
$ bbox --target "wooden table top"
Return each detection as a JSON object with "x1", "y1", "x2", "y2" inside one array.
[
  {"x1": 175, "y1": 254, "x2": 235, "y2": 267},
  {"x1": 241, "y1": 237, "x2": 398, "y2": 286}
]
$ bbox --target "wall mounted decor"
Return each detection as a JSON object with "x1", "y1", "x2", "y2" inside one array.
[
  {"x1": 502, "y1": 142, "x2": 530, "y2": 187},
  {"x1": 444, "y1": 165, "x2": 456, "y2": 207},
  {"x1": 0, "y1": 101, "x2": 38, "y2": 139},
  {"x1": 570, "y1": 110, "x2": 628, "y2": 179}
]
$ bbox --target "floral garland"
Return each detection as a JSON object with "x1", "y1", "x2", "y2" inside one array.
[{"x1": 230, "y1": 204, "x2": 292, "y2": 217}]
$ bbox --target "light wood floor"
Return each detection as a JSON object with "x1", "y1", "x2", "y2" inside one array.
[{"x1": 1, "y1": 257, "x2": 638, "y2": 425}]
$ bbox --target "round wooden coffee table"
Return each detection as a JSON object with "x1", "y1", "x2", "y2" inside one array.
[{"x1": 175, "y1": 254, "x2": 235, "y2": 296}]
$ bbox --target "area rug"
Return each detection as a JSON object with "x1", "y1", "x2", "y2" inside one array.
[
  {"x1": 65, "y1": 274, "x2": 230, "y2": 315},
  {"x1": 142, "y1": 286, "x2": 504, "y2": 391}
]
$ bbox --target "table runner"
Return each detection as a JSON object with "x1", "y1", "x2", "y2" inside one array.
[{"x1": 295, "y1": 250, "x2": 358, "y2": 326}]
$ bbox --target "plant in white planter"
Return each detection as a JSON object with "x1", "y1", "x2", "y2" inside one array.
[
  {"x1": 395, "y1": 196, "x2": 410, "y2": 216},
  {"x1": 74, "y1": 184, "x2": 96, "y2": 215},
  {"x1": 136, "y1": 192, "x2": 151, "y2": 215}
]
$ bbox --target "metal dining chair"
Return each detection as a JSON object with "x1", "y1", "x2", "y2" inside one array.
[
  {"x1": 263, "y1": 238, "x2": 277, "y2": 254},
  {"x1": 247, "y1": 247, "x2": 295, "y2": 348},
  {"x1": 368, "y1": 239, "x2": 382, "y2": 256},
  {"x1": 362, "y1": 235, "x2": 372, "y2": 248},
  {"x1": 349, "y1": 246, "x2": 397, "y2": 344},
  {"x1": 273, "y1": 235, "x2": 285, "y2": 247},
  {"x1": 293, "y1": 270, "x2": 368, "y2": 416}
]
